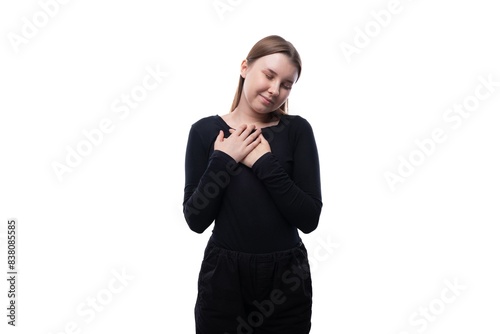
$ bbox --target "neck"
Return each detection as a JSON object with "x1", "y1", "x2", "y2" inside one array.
[{"x1": 231, "y1": 107, "x2": 275, "y2": 125}]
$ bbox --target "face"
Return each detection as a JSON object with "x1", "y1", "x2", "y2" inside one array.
[{"x1": 239, "y1": 53, "x2": 299, "y2": 115}]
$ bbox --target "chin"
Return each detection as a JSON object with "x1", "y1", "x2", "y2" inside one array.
[
  {"x1": 251, "y1": 103, "x2": 272, "y2": 114},
  {"x1": 257, "y1": 108, "x2": 274, "y2": 115}
]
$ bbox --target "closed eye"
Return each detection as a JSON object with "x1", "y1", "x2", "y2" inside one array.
[{"x1": 264, "y1": 71, "x2": 292, "y2": 90}]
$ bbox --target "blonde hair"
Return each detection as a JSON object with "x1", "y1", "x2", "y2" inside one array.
[{"x1": 230, "y1": 35, "x2": 302, "y2": 116}]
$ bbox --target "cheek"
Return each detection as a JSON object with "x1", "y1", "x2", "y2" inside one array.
[
  {"x1": 278, "y1": 89, "x2": 291, "y2": 101},
  {"x1": 248, "y1": 74, "x2": 267, "y2": 89},
  {"x1": 243, "y1": 79, "x2": 263, "y2": 98},
  {"x1": 241, "y1": 83, "x2": 253, "y2": 101}
]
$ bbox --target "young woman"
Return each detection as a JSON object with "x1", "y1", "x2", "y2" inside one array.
[{"x1": 183, "y1": 35, "x2": 322, "y2": 334}]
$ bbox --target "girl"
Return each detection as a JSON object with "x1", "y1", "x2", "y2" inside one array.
[{"x1": 183, "y1": 35, "x2": 322, "y2": 334}]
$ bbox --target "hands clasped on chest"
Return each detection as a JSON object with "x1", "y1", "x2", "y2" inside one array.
[{"x1": 214, "y1": 124, "x2": 271, "y2": 168}]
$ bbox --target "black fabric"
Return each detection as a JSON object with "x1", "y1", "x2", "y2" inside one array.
[
  {"x1": 183, "y1": 115, "x2": 322, "y2": 253},
  {"x1": 195, "y1": 240, "x2": 313, "y2": 334}
]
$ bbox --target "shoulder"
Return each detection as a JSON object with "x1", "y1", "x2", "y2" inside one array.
[
  {"x1": 191, "y1": 115, "x2": 220, "y2": 130},
  {"x1": 185, "y1": 115, "x2": 223, "y2": 151},
  {"x1": 279, "y1": 114, "x2": 315, "y2": 133},
  {"x1": 277, "y1": 115, "x2": 318, "y2": 149},
  {"x1": 189, "y1": 115, "x2": 225, "y2": 137}
]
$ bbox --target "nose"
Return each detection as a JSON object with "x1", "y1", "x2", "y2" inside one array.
[{"x1": 268, "y1": 81, "x2": 280, "y2": 96}]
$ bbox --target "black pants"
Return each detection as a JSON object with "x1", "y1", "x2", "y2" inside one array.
[{"x1": 195, "y1": 240, "x2": 313, "y2": 334}]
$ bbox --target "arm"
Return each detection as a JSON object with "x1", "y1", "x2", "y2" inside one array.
[
  {"x1": 182, "y1": 126, "x2": 237, "y2": 233},
  {"x1": 183, "y1": 123, "x2": 263, "y2": 233},
  {"x1": 252, "y1": 117, "x2": 322, "y2": 233}
]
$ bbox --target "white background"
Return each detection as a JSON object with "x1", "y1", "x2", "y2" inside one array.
[{"x1": 1, "y1": 0, "x2": 499, "y2": 333}]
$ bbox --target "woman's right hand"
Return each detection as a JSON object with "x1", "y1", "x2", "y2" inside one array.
[{"x1": 214, "y1": 124, "x2": 262, "y2": 163}]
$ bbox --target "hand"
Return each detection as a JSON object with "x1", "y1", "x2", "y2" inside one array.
[
  {"x1": 238, "y1": 133, "x2": 271, "y2": 168},
  {"x1": 214, "y1": 124, "x2": 262, "y2": 163}
]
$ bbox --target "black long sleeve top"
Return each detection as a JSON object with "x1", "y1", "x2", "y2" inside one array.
[{"x1": 183, "y1": 114, "x2": 322, "y2": 253}]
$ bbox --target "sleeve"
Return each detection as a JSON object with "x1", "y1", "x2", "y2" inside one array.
[
  {"x1": 182, "y1": 125, "x2": 237, "y2": 233},
  {"x1": 251, "y1": 117, "x2": 322, "y2": 233}
]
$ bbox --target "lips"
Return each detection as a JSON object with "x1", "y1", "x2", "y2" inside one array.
[{"x1": 260, "y1": 95, "x2": 273, "y2": 105}]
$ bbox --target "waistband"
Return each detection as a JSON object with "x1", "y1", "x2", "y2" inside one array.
[{"x1": 206, "y1": 236, "x2": 306, "y2": 262}]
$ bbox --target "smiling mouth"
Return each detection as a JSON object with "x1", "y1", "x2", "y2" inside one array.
[{"x1": 260, "y1": 95, "x2": 273, "y2": 105}]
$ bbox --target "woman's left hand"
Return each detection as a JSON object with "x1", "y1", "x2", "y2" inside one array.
[{"x1": 229, "y1": 130, "x2": 271, "y2": 168}]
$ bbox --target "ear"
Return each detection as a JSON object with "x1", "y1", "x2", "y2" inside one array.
[{"x1": 240, "y1": 59, "x2": 248, "y2": 79}]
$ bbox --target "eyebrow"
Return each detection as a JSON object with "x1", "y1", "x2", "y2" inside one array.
[{"x1": 265, "y1": 68, "x2": 295, "y2": 84}]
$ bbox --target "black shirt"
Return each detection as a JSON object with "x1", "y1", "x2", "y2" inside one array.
[{"x1": 183, "y1": 114, "x2": 322, "y2": 253}]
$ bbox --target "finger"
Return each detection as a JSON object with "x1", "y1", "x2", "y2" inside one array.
[
  {"x1": 247, "y1": 135, "x2": 262, "y2": 150},
  {"x1": 234, "y1": 124, "x2": 248, "y2": 136},
  {"x1": 244, "y1": 127, "x2": 261, "y2": 143},
  {"x1": 216, "y1": 130, "x2": 224, "y2": 142},
  {"x1": 241, "y1": 124, "x2": 256, "y2": 138}
]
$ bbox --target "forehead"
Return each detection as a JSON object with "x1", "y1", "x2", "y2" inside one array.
[{"x1": 252, "y1": 53, "x2": 299, "y2": 82}]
